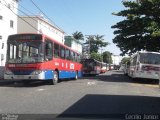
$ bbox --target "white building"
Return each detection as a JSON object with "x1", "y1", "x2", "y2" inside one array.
[
  {"x1": 0, "y1": 0, "x2": 19, "y2": 78},
  {"x1": 112, "y1": 55, "x2": 122, "y2": 65},
  {"x1": 0, "y1": 0, "x2": 19, "y2": 66},
  {"x1": 64, "y1": 36, "x2": 82, "y2": 54},
  {"x1": 18, "y1": 16, "x2": 65, "y2": 44}
]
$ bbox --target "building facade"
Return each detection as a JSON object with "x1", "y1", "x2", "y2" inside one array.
[
  {"x1": 18, "y1": 16, "x2": 65, "y2": 44},
  {"x1": 64, "y1": 36, "x2": 82, "y2": 54},
  {"x1": 112, "y1": 55, "x2": 122, "y2": 66},
  {"x1": 0, "y1": 0, "x2": 19, "y2": 79},
  {"x1": 0, "y1": 0, "x2": 19, "y2": 66}
]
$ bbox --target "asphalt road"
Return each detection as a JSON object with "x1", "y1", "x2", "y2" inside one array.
[{"x1": 0, "y1": 70, "x2": 160, "y2": 120}]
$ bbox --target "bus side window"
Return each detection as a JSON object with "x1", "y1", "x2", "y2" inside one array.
[
  {"x1": 73, "y1": 52, "x2": 76, "y2": 61},
  {"x1": 70, "y1": 51, "x2": 74, "y2": 61},
  {"x1": 70, "y1": 51, "x2": 76, "y2": 62},
  {"x1": 60, "y1": 46, "x2": 65, "y2": 59},
  {"x1": 45, "y1": 41, "x2": 53, "y2": 60},
  {"x1": 77, "y1": 54, "x2": 81, "y2": 63},
  {"x1": 65, "y1": 49, "x2": 70, "y2": 60},
  {"x1": 133, "y1": 56, "x2": 137, "y2": 65},
  {"x1": 54, "y1": 43, "x2": 59, "y2": 58},
  {"x1": 75, "y1": 53, "x2": 77, "y2": 62}
]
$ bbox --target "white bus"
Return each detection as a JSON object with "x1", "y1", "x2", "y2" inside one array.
[
  {"x1": 128, "y1": 51, "x2": 160, "y2": 80},
  {"x1": 100, "y1": 62, "x2": 107, "y2": 73}
]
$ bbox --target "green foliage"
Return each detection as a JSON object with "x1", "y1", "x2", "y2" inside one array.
[
  {"x1": 112, "y1": 0, "x2": 160, "y2": 56},
  {"x1": 102, "y1": 51, "x2": 113, "y2": 64},
  {"x1": 85, "y1": 35, "x2": 109, "y2": 53},
  {"x1": 121, "y1": 57, "x2": 130, "y2": 64},
  {"x1": 72, "y1": 31, "x2": 84, "y2": 41},
  {"x1": 90, "y1": 52, "x2": 102, "y2": 61}
]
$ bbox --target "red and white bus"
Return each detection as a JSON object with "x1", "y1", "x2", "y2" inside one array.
[
  {"x1": 82, "y1": 58, "x2": 101, "y2": 76},
  {"x1": 128, "y1": 51, "x2": 160, "y2": 80},
  {"x1": 4, "y1": 33, "x2": 82, "y2": 84},
  {"x1": 100, "y1": 62, "x2": 107, "y2": 73}
]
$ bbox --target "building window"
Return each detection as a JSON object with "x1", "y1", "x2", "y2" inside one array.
[
  {"x1": 1, "y1": 43, "x2": 4, "y2": 49},
  {"x1": 10, "y1": 20, "x2": 14, "y2": 28},
  {"x1": 1, "y1": 54, "x2": 4, "y2": 61},
  {"x1": 0, "y1": 16, "x2": 2, "y2": 20}
]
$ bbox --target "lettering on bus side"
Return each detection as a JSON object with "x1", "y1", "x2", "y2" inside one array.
[
  {"x1": 55, "y1": 62, "x2": 59, "y2": 66},
  {"x1": 70, "y1": 63, "x2": 74, "y2": 70},
  {"x1": 62, "y1": 63, "x2": 64, "y2": 67}
]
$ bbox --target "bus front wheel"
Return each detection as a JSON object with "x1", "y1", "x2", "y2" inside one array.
[
  {"x1": 74, "y1": 71, "x2": 78, "y2": 80},
  {"x1": 52, "y1": 71, "x2": 58, "y2": 85}
]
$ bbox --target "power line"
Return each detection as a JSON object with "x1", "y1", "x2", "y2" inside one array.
[
  {"x1": 30, "y1": 0, "x2": 64, "y2": 32},
  {"x1": 2, "y1": 0, "x2": 63, "y2": 35},
  {"x1": 17, "y1": 6, "x2": 64, "y2": 34},
  {"x1": 18, "y1": 3, "x2": 35, "y2": 15},
  {"x1": 1, "y1": 0, "x2": 40, "y2": 32}
]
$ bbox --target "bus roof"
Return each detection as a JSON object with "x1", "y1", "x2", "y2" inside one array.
[
  {"x1": 8, "y1": 33, "x2": 82, "y2": 55},
  {"x1": 131, "y1": 51, "x2": 160, "y2": 58}
]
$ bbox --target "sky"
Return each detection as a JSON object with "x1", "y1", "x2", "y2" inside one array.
[{"x1": 19, "y1": 0, "x2": 125, "y2": 55}]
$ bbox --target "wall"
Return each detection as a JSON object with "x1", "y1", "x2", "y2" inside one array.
[
  {"x1": 64, "y1": 36, "x2": 82, "y2": 54},
  {"x1": 0, "y1": 0, "x2": 18, "y2": 78},
  {"x1": 17, "y1": 17, "x2": 38, "y2": 33},
  {"x1": 112, "y1": 55, "x2": 122, "y2": 65},
  {"x1": 38, "y1": 19, "x2": 65, "y2": 44},
  {"x1": 18, "y1": 16, "x2": 65, "y2": 44}
]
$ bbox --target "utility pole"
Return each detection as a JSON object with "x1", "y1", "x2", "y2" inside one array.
[{"x1": 85, "y1": 35, "x2": 96, "y2": 58}]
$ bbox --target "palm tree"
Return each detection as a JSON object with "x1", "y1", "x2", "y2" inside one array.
[
  {"x1": 94, "y1": 35, "x2": 109, "y2": 51},
  {"x1": 72, "y1": 31, "x2": 84, "y2": 41}
]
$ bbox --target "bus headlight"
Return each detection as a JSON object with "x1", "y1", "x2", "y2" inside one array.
[
  {"x1": 31, "y1": 70, "x2": 42, "y2": 75},
  {"x1": 5, "y1": 70, "x2": 13, "y2": 75}
]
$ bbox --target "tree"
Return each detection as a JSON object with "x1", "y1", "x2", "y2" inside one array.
[
  {"x1": 90, "y1": 52, "x2": 102, "y2": 61},
  {"x1": 112, "y1": 0, "x2": 160, "y2": 56},
  {"x1": 85, "y1": 35, "x2": 109, "y2": 53},
  {"x1": 102, "y1": 51, "x2": 113, "y2": 64},
  {"x1": 121, "y1": 57, "x2": 130, "y2": 64},
  {"x1": 72, "y1": 31, "x2": 84, "y2": 41}
]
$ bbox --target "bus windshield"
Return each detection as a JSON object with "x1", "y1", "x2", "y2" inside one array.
[
  {"x1": 140, "y1": 53, "x2": 160, "y2": 65},
  {"x1": 7, "y1": 41, "x2": 44, "y2": 64}
]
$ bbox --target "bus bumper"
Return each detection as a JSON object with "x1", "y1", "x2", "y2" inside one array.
[
  {"x1": 134, "y1": 72, "x2": 159, "y2": 80},
  {"x1": 4, "y1": 73, "x2": 45, "y2": 80}
]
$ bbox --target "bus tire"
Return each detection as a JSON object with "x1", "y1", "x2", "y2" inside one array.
[
  {"x1": 74, "y1": 71, "x2": 78, "y2": 80},
  {"x1": 52, "y1": 71, "x2": 58, "y2": 85}
]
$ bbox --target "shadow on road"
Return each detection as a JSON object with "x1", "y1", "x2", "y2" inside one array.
[
  {"x1": 58, "y1": 94, "x2": 160, "y2": 119},
  {"x1": 82, "y1": 70, "x2": 159, "y2": 85},
  {"x1": 0, "y1": 80, "x2": 50, "y2": 87}
]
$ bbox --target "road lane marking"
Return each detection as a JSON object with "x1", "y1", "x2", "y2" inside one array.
[
  {"x1": 37, "y1": 88, "x2": 45, "y2": 91},
  {"x1": 131, "y1": 83, "x2": 159, "y2": 88},
  {"x1": 144, "y1": 84, "x2": 159, "y2": 88},
  {"x1": 87, "y1": 81, "x2": 96, "y2": 86}
]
